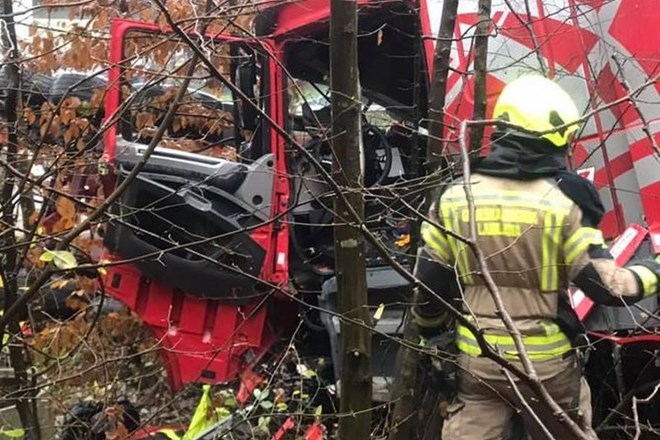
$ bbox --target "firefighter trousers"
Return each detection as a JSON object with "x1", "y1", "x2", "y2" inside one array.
[{"x1": 441, "y1": 353, "x2": 599, "y2": 439}]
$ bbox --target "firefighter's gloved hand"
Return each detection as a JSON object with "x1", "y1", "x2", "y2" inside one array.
[{"x1": 424, "y1": 331, "x2": 458, "y2": 397}]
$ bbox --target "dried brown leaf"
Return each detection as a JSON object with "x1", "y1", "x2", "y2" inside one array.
[
  {"x1": 90, "y1": 89, "x2": 105, "y2": 109},
  {"x1": 61, "y1": 108, "x2": 75, "y2": 126},
  {"x1": 78, "y1": 276, "x2": 97, "y2": 295},
  {"x1": 172, "y1": 117, "x2": 182, "y2": 133},
  {"x1": 56, "y1": 196, "x2": 75, "y2": 220},
  {"x1": 135, "y1": 112, "x2": 154, "y2": 130},
  {"x1": 65, "y1": 295, "x2": 88, "y2": 311},
  {"x1": 61, "y1": 96, "x2": 82, "y2": 110},
  {"x1": 27, "y1": 246, "x2": 46, "y2": 269},
  {"x1": 49, "y1": 115, "x2": 61, "y2": 138},
  {"x1": 50, "y1": 278, "x2": 72, "y2": 290},
  {"x1": 23, "y1": 108, "x2": 37, "y2": 125},
  {"x1": 64, "y1": 124, "x2": 76, "y2": 144}
]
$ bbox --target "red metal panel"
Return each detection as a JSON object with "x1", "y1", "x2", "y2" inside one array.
[
  {"x1": 498, "y1": 12, "x2": 599, "y2": 74},
  {"x1": 104, "y1": 261, "x2": 270, "y2": 390},
  {"x1": 608, "y1": 0, "x2": 660, "y2": 92},
  {"x1": 178, "y1": 296, "x2": 207, "y2": 335}
]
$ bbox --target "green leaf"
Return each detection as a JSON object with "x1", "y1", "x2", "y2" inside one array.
[
  {"x1": 302, "y1": 369, "x2": 316, "y2": 379},
  {"x1": 275, "y1": 402, "x2": 288, "y2": 412},
  {"x1": 39, "y1": 252, "x2": 53, "y2": 262},
  {"x1": 223, "y1": 395, "x2": 237, "y2": 408},
  {"x1": 260, "y1": 400, "x2": 273, "y2": 410},
  {"x1": 40, "y1": 250, "x2": 78, "y2": 270},
  {"x1": 216, "y1": 407, "x2": 231, "y2": 418},
  {"x1": 257, "y1": 416, "x2": 271, "y2": 434},
  {"x1": 0, "y1": 427, "x2": 25, "y2": 438},
  {"x1": 314, "y1": 405, "x2": 323, "y2": 416}
]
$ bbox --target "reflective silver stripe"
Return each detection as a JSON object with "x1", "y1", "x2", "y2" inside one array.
[
  {"x1": 564, "y1": 227, "x2": 605, "y2": 265},
  {"x1": 443, "y1": 194, "x2": 573, "y2": 210}
]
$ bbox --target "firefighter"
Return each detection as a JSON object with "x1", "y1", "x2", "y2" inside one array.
[{"x1": 412, "y1": 75, "x2": 660, "y2": 439}]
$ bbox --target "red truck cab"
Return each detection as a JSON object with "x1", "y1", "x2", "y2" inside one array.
[{"x1": 101, "y1": 0, "x2": 660, "y2": 433}]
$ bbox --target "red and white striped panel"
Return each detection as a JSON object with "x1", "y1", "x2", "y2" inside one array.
[{"x1": 421, "y1": 0, "x2": 660, "y2": 238}]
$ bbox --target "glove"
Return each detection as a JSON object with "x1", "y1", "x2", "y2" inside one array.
[{"x1": 424, "y1": 330, "x2": 458, "y2": 397}]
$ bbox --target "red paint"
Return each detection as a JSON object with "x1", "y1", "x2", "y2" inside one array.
[
  {"x1": 598, "y1": 209, "x2": 620, "y2": 240},
  {"x1": 304, "y1": 423, "x2": 326, "y2": 440},
  {"x1": 629, "y1": 136, "x2": 660, "y2": 228},
  {"x1": 572, "y1": 142, "x2": 590, "y2": 167},
  {"x1": 595, "y1": 65, "x2": 639, "y2": 127},
  {"x1": 639, "y1": 181, "x2": 660, "y2": 232},
  {"x1": 592, "y1": 151, "x2": 633, "y2": 186},
  {"x1": 271, "y1": 418, "x2": 296, "y2": 440},
  {"x1": 648, "y1": 221, "x2": 660, "y2": 254},
  {"x1": 588, "y1": 331, "x2": 660, "y2": 346},
  {"x1": 629, "y1": 134, "x2": 660, "y2": 162},
  {"x1": 237, "y1": 368, "x2": 264, "y2": 404},
  {"x1": 103, "y1": 258, "x2": 270, "y2": 391},
  {"x1": 608, "y1": 1, "x2": 660, "y2": 92},
  {"x1": 498, "y1": 12, "x2": 599, "y2": 74},
  {"x1": 574, "y1": 0, "x2": 605, "y2": 11}
]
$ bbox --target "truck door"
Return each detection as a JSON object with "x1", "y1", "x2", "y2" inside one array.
[{"x1": 100, "y1": 20, "x2": 289, "y2": 389}]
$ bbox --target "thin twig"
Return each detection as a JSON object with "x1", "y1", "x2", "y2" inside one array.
[
  {"x1": 632, "y1": 381, "x2": 660, "y2": 440},
  {"x1": 502, "y1": 367, "x2": 555, "y2": 440}
]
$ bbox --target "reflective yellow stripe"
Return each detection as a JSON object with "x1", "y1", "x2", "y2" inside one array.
[
  {"x1": 541, "y1": 212, "x2": 551, "y2": 291},
  {"x1": 564, "y1": 227, "x2": 605, "y2": 265},
  {"x1": 411, "y1": 308, "x2": 445, "y2": 329},
  {"x1": 420, "y1": 221, "x2": 452, "y2": 263},
  {"x1": 551, "y1": 212, "x2": 564, "y2": 291},
  {"x1": 539, "y1": 211, "x2": 564, "y2": 292},
  {"x1": 441, "y1": 203, "x2": 474, "y2": 284},
  {"x1": 629, "y1": 265, "x2": 658, "y2": 297},
  {"x1": 455, "y1": 214, "x2": 474, "y2": 285},
  {"x1": 456, "y1": 322, "x2": 572, "y2": 360}
]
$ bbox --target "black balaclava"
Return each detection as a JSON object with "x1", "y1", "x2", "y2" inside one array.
[{"x1": 473, "y1": 131, "x2": 567, "y2": 180}]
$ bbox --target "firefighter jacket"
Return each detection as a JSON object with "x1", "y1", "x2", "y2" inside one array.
[{"x1": 413, "y1": 135, "x2": 660, "y2": 361}]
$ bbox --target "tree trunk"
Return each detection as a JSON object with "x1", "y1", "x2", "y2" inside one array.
[
  {"x1": 0, "y1": 0, "x2": 40, "y2": 438},
  {"x1": 389, "y1": 3, "x2": 459, "y2": 439},
  {"x1": 330, "y1": 1, "x2": 372, "y2": 438},
  {"x1": 426, "y1": 0, "x2": 459, "y2": 169},
  {"x1": 470, "y1": 0, "x2": 492, "y2": 155}
]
